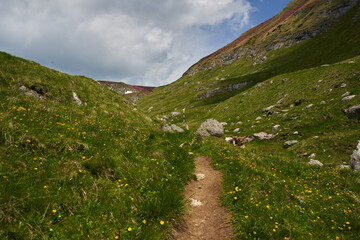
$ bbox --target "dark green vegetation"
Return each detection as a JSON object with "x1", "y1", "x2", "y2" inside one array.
[
  {"x1": 137, "y1": 0, "x2": 360, "y2": 239},
  {"x1": 0, "y1": 51, "x2": 196, "y2": 239}
]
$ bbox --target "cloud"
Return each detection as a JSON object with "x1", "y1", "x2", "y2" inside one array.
[{"x1": 0, "y1": 0, "x2": 253, "y2": 86}]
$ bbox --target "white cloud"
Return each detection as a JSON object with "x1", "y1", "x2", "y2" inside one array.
[{"x1": 0, "y1": 0, "x2": 253, "y2": 86}]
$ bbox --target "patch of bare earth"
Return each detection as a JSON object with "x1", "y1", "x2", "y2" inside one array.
[{"x1": 172, "y1": 156, "x2": 234, "y2": 240}]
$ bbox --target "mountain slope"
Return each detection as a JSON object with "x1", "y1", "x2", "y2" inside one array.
[
  {"x1": 139, "y1": 0, "x2": 360, "y2": 122},
  {"x1": 0, "y1": 51, "x2": 195, "y2": 239}
]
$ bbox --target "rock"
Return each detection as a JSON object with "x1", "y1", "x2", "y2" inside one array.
[
  {"x1": 284, "y1": 140, "x2": 299, "y2": 148},
  {"x1": 350, "y1": 141, "x2": 360, "y2": 171},
  {"x1": 225, "y1": 137, "x2": 233, "y2": 143},
  {"x1": 305, "y1": 104, "x2": 313, "y2": 109},
  {"x1": 171, "y1": 112, "x2": 181, "y2": 117},
  {"x1": 19, "y1": 85, "x2": 27, "y2": 92},
  {"x1": 337, "y1": 165, "x2": 350, "y2": 170},
  {"x1": 282, "y1": 78, "x2": 288, "y2": 83},
  {"x1": 293, "y1": 131, "x2": 299, "y2": 135},
  {"x1": 342, "y1": 91, "x2": 350, "y2": 97},
  {"x1": 171, "y1": 124, "x2": 184, "y2": 133},
  {"x1": 179, "y1": 143, "x2": 185, "y2": 148},
  {"x1": 309, "y1": 153, "x2": 316, "y2": 159},
  {"x1": 242, "y1": 137, "x2": 253, "y2": 143},
  {"x1": 263, "y1": 105, "x2": 275, "y2": 112},
  {"x1": 25, "y1": 90, "x2": 43, "y2": 100},
  {"x1": 73, "y1": 92, "x2": 84, "y2": 105},
  {"x1": 343, "y1": 104, "x2": 360, "y2": 119},
  {"x1": 308, "y1": 159, "x2": 323, "y2": 166},
  {"x1": 273, "y1": 125, "x2": 280, "y2": 132},
  {"x1": 196, "y1": 119, "x2": 224, "y2": 137},
  {"x1": 233, "y1": 128, "x2": 240, "y2": 133},
  {"x1": 253, "y1": 132, "x2": 275, "y2": 140},
  {"x1": 162, "y1": 124, "x2": 174, "y2": 133},
  {"x1": 320, "y1": 101, "x2": 326, "y2": 104},
  {"x1": 236, "y1": 121, "x2": 243, "y2": 125},
  {"x1": 196, "y1": 174, "x2": 206, "y2": 180},
  {"x1": 220, "y1": 122, "x2": 228, "y2": 126},
  {"x1": 340, "y1": 83, "x2": 347, "y2": 88},
  {"x1": 148, "y1": 106, "x2": 153, "y2": 111},
  {"x1": 146, "y1": 117, "x2": 153, "y2": 122},
  {"x1": 256, "y1": 117, "x2": 262, "y2": 121},
  {"x1": 341, "y1": 95, "x2": 355, "y2": 102},
  {"x1": 189, "y1": 198, "x2": 202, "y2": 207}
]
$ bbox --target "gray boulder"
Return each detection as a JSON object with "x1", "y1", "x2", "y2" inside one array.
[
  {"x1": 73, "y1": 92, "x2": 84, "y2": 105},
  {"x1": 196, "y1": 119, "x2": 224, "y2": 137},
  {"x1": 284, "y1": 140, "x2": 299, "y2": 148},
  {"x1": 253, "y1": 132, "x2": 275, "y2": 140},
  {"x1": 171, "y1": 124, "x2": 184, "y2": 133},
  {"x1": 350, "y1": 141, "x2": 360, "y2": 172},
  {"x1": 343, "y1": 104, "x2": 360, "y2": 119}
]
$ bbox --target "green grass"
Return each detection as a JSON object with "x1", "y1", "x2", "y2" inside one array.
[
  {"x1": 198, "y1": 138, "x2": 360, "y2": 239},
  {"x1": 0, "y1": 51, "x2": 197, "y2": 239}
]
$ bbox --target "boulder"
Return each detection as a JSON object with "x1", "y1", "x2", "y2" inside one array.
[
  {"x1": 284, "y1": 140, "x2": 299, "y2": 148},
  {"x1": 196, "y1": 119, "x2": 224, "y2": 137},
  {"x1": 233, "y1": 128, "x2": 240, "y2": 133},
  {"x1": 171, "y1": 124, "x2": 184, "y2": 133},
  {"x1": 341, "y1": 95, "x2": 355, "y2": 102},
  {"x1": 308, "y1": 159, "x2": 323, "y2": 166},
  {"x1": 162, "y1": 124, "x2": 174, "y2": 133},
  {"x1": 350, "y1": 141, "x2": 360, "y2": 172},
  {"x1": 253, "y1": 132, "x2": 275, "y2": 140},
  {"x1": 343, "y1": 104, "x2": 360, "y2": 119}
]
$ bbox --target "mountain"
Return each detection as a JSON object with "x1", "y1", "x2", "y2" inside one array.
[{"x1": 98, "y1": 80, "x2": 155, "y2": 102}]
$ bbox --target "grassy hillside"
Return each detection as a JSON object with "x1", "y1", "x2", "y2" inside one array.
[
  {"x1": 0, "y1": 51, "x2": 196, "y2": 239},
  {"x1": 137, "y1": 1, "x2": 360, "y2": 239}
]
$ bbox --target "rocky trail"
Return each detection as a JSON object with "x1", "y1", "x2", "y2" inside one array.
[{"x1": 173, "y1": 156, "x2": 234, "y2": 240}]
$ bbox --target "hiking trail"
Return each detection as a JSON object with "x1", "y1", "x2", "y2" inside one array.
[{"x1": 173, "y1": 156, "x2": 233, "y2": 240}]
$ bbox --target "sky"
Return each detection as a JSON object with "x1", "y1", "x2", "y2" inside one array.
[{"x1": 0, "y1": 0, "x2": 292, "y2": 86}]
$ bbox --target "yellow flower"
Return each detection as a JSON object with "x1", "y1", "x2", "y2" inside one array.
[
  {"x1": 127, "y1": 227, "x2": 132, "y2": 232},
  {"x1": 142, "y1": 219, "x2": 146, "y2": 224},
  {"x1": 160, "y1": 220, "x2": 165, "y2": 225},
  {"x1": 44, "y1": 186, "x2": 48, "y2": 189},
  {"x1": 82, "y1": 156, "x2": 86, "y2": 159},
  {"x1": 234, "y1": 197, "x2": 237, "y2": 200},
  {"x1": 115, "y1": 236, "x2": 119, "y2": 239},
  {"x1": 52, "y1": 209, "x2": 56, "y2": 213},
  {"x1": 346, "y1": 222, "x2": 350, "y2": 225},
  {"x1": 245, "y1": 216, "x2": 248, "y2": 219}
]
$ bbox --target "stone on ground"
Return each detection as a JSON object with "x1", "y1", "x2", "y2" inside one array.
[
  {"x1": 284, "y1": 140, "x2": 299, "y2": 148},
  {"x1": 196, "y1": 119, "x2": 224, "y2": 137},
  {"x1": 350, "y1": 141, "x2": 360, "y2": 172}
]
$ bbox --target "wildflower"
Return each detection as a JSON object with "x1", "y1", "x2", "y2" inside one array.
[
  {"x1": 245, "y1": 216, "x2": 248, "y2": 219},
  {"x1": 44, "y1": 186, "x2": 48, "y2": 189},
  {"x1": 26, "y1": 140, "x2": 31, "y2": 143},
  {"x1": 52, "y1": 209, "x2": 56, "y2": 213},
  {"x1": 115, "y1": 236, "x2": 119, "y2": 239},
  {"x1": 160, "y1": 220, "x2": 165, "y2": 225},
  {"x1": 142, "y1": 219, "x2": 146, "y2": 224},
  {"x1": 82, "y1": 156, "x2": 86, "y2": 159},
  {"x1": 127, "y1": 227, "x2": 132, "y2": 232},
  {"x1": 346, "y1": 222, "x2": 350, "y2": 225}
]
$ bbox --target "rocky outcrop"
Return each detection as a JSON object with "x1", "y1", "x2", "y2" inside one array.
[
  {"x1": 308, "y1": 159, "x2": 323, "y2": 166},
  {"x1": 343, "y1": 104, "x2": 360, "y2": 119},
  {"x1": 195, "y1": 81, "x2": 252, "y2": 100},
  {"x1": 350, "y1": 141, "x2": 360, "y2": 171},
  {"x1": 196, "y1": 119, "x2": 224, "y2": 137},
  {"x1": 73, "y1": 92, "x2": 85, "y2": 106}
]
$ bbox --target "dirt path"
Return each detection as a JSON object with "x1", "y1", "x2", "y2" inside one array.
[{"x1": 173, "y1": 156, "x2": 234, "y2": 240}]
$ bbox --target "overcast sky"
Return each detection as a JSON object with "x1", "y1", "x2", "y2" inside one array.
[{"x1": 0, "y1": 0, "x2": 291, "y2": 86}]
